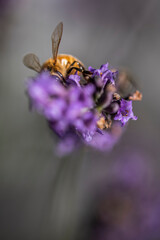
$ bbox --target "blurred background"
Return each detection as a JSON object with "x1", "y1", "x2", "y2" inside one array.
[{"x1": 1, "y1": 0, "x2": 160, "y2": 239}]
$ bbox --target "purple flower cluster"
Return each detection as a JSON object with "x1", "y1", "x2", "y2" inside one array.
[
  {"x1": 26, "y1": 62, "x2": 139, "y2": 155},
  {"x1": 88, "y1": 63, "x2": 116, "y2": 86},
  {"x1": 114, "y1": 99, "x2": 137, "y2": 126},
  {"x1": 27, "y1": 72, "x2": 97, "y2": 155},
  {"x1": 86, "y1": 153, "x2": 160, "y2": 240},
  {"x1": 88, "y1": 63, "x2": 137, "y2": 125}
]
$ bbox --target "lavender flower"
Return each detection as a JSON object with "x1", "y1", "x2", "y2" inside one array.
[
  {"x1": 26, "y1": 61, "x2": 141, "y2": 155},
  {"x1": 88, "y1": 62, "x2": 116, "y2": 86},
  {"x1": 86, "y1": 122, "x2": 123, "y2": 151},
  {"x1": 66, "y1": 73, "x2": 81, "y2": 87},
  {"x1": 27, "y1": 72, "x2": 97, "y2": 155},
  {"x1": 27, "y1": 72, "x2": 66, "y2": 113},
  {"x1": 86, "y1": 154, "x2": 160, "y2": 240},
  {"x1": 114, "y1": 99, "x2": 137, "y2": 126}
]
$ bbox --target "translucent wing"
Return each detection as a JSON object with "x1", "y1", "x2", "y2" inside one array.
[
  {"x1": 51, "y1": 22, "x2": 63, "y2": 61},
  {"x1": 116, "y1": 69, "x2": 137, "y2": 98},
  {"x1": 23, "y1": 53, "x2": 41, "y2": 72}
]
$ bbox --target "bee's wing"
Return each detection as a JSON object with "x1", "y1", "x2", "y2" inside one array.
[
  {"x1": 23, "y1": 53, "x2": 41, "y2": 72},
  {"x1": 116, "y1": 69, "x2": 137, "y2": 98},
  {"x1": 51, "y1": 22, "x2": 63, "y2": 61}
]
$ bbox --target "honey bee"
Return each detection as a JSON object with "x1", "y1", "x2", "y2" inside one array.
[{"x1": 23, "y1": 22, "x2": 91, "y2": 81}]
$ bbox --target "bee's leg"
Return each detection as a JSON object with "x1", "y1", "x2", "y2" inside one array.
[
  {"x1": 67, "y1": 66, "x2": 92, "y2": 81},
  {"x1": 67, "y1": 61, "x2": 92, "y2": 81},
  {"x1": 67, "y1": 66, "x2": 83, "y2": 75},
  {"x1": 68, "y1": 61, "x2": 80, "y2": 68},
  {"x1": 69, "y1": 61, "x2": 86, "y2": 69},
  {"x1": 67, "y1": 61, "x2": 84, "y2": 74},
  {"x1": 82, "y1": 70, "x2": 93, "y2": 81},
  {"x1": 71, "y1": 62, "x2": 93, "y2": 80}
]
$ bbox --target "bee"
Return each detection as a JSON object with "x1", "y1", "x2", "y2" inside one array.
[{"x1": 23, "y1": 22, "x2": 91, "y2": 81}]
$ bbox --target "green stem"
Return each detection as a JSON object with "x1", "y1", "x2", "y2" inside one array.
[{"x1": 42, "y1": 147, "x2": 87, "y2": 240}]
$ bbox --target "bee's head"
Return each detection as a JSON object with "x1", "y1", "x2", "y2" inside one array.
[{"x1": 41, "y1": 58, "x2": 64, "y2": 82}]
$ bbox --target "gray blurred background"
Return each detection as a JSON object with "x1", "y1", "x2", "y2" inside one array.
[{"x1": 1, "y1": 0, "x2": 160, "y2": 239}]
